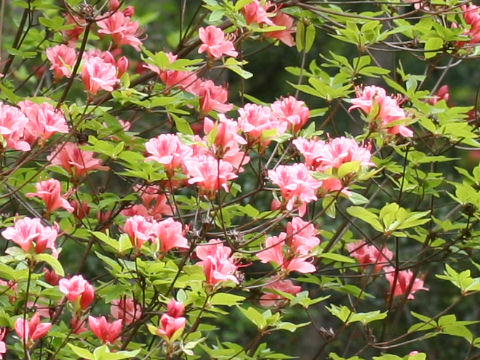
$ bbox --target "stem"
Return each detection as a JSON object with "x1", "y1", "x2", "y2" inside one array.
[
  {"x1": 56, "y1": 21, "x2": 92, "y2": 109},
  {"x1": 2, "y1": 5, "x2": 29, "y2": 76}
]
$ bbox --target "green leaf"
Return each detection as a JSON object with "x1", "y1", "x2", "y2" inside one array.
[
  {"x1": 224, "y1": 57, "x2": 253, "y2": 79},
  {"x1": 320, "y1": 253, "x2": 355, "y2": 263},
  {"x1": 34, "y1": 254, "x2": 64, "y2": 276},
  {"x1": 275, "y1": 321, "x2": 310, "y2": 332},
  {"x1": 91, "y1": 231, "x2": 119, "y2": 250},
  {"x1": 348, "y1": 192, "x2": 369, "y2": 205},
  {"x1": 93, "y1": 345, "x2": 140, "y2": 360},
  {"x1": 337, "y1": 161, "x2": 360, "y2": 178},
  {"x1": 234, "y1": 0, "x2": 254, "y2": 10},
  {"x1": 210, "y1": 293, "x2": 246, "y2": 306},
  {"x1": 172, "y1": 114, "x2": 193, "y2": 135},
  {"x1": 67, "y1": 344, "x2": 94, "y2": 360},
  {"x1": 238, "y1": 306, "x2": 267, "y2": 329},
  {"x1": 296, "y1": 21, "x2": 305, "y2": 52},
  {"x1": 346, "y1": 206, "x2": 383, "y2": 231},
  {"x1": 424, "y1": 37, "x2": 443, "y2": 59},
  {"x1": 305, "y1": 24, "x2": 316, "y2": 52}
]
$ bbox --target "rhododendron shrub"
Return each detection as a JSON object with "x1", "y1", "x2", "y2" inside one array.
[{"x1": 0, "y1": 0, "x2": 479, "y2": 359}]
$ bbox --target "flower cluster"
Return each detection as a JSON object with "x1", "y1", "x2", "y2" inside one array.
[
  {"x1": 198, "y1": 26, "x2": 238, "y2": 59},
  {"x1": 59, "y1": 275, "x2": 95, "y2": 311},
  {"x1": 14, "y1": 313, "x2": 51, "y2": 347},
  {"x1": 460, "y1": 5, "x2": 480, "y2": 45},
  {"x1": 122, "y1": 215, "x2": 188, "y2": 252},
  {"x1": 196, "y1": 240, "x2": 238, "y2": 286},
  {"x1": 348, "y1": 240, "x2": 427, "y2": 300},
  {"x1": 242, "y1": 1, "x2": 295, "y2": 46},
  {"x1": 0, "y1": 100, "x2": 68, "y2": 152},
  {"x1": 268, "y1": 163, "x2": 322, "y2": 216},
  {"x1": 26, "y1": 179, "x2": 73, "y2": 214},
  {"x1": 47, "y1": 142, "x2": 108, "y2": 178},
  {"x1": 350, "y1": 85, "x2": 413, "y2": 137},
  {"x1": 257, "y1": 217, "x2": 320, "y2": 274},
  {"x1": 157, "y1": 299, "x2": 187, "y2": 341},
  {"x1": 2, "y1": 218, "x2": 59, "y2": 258}
]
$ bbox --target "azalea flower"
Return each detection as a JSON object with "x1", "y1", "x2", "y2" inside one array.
[
  {"x1": 268, "y1": 163, "x2": 321, "y2": 216},
  {"x1": 47, "y1": 142, "x2": 108, "y2": 178},
  {"x1": 2, "y1": 217, "x2": 59, "y2": 258},
  {"x1": 347, "y1": 240, "x2": 393, "y2": 273},
  {"x1": 15, "y1": 313, "x2": 52, "y2": 344},
  {"x1": 198, "y1": 26, "x2": 238, "y2": 59},
  {"x1": 88, "y1": 316, "x2": 122, "y2": 344},
  {"x1": 46, "y1": 44, "x2": 77, "y2": 79},
  {"x1": 81, "y1": 56, "x2": 119, "y2": 95},
  {"x1": 18, "y1": 100, "x2": 69, "y2": 145},
  {"x1": 97, "y1": 11, "x2": 143, "y2": 50},
  {"x1": 384, "y1": 267, "x2": 428, "y2": 300},
  {"x1": 26, "y1": 179, "x2": 73, "y2": 213},
  {"x1": 196, "y1": 240, "x2": 238, "y2": 285},
  {"x1": 59, "y1": 275, "x2": 95, "y2": 310}
]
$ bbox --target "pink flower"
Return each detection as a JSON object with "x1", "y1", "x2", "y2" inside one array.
[
  {"x1": 0, "y1": 102, "x2": 30, "y2": 151},
  {"x1": 203, "y1": 115, "x2": 249, "y2": 170},
  {"x1": 271, "y1": 96, "x2": 310, "y2": 132},
  {"x1": 145, "y1": 134, "x2": 193, "y2": 174},
  {"x1": 0, "y1": 279, "x2": 17, "y2": 304},
  {"x1": 157, "y1": 314, "x2": 186, "y2": 339},
  {"x1": 384, "y1": 267, "x2": 428, "y2": 300},
  {"x1": 0, "y1": 328, "x2": 6, "y2": 359},
  {"x1": 349, "y1": 86, "x2": 413, "y2": 137},
  {"x1": 460, "y1": 5, "x2": 480, "y2": 44},
  {"x1": 347, "y1": 240, "x2": 393, "y2": 273},
  {"x1": 88, "y1": 316, "x2": 123, "y2": 344},
  {"x1": 185, "y1": 154, "x2": 238, "y2": 195},
  {"x1": 46, "y1": 45, "x2": 77, "y2": 79},
  {"x1": 47, "y1": 142, "x2": 108, "y2": 178},
  {"x1": 145, "y1": 52, "x2": 199, "y2": 91},
  {"x1": 81, "y1": 56, "x2": 120, "y2": 95},
  {"x1": 268, "y1": 163, "x2": 322, "y2": 216},
  {"x1": 137, "y1": 185, "x2": 173, "y2": 219},
  {"x1": 70, "y1": 316, "x2": 88, "y2": 334},
  {"x1": 152, "y1": 218, "x2": 189, "y2": 252},
  {"x1": 242, "y1": 0, "x2": 275, "y2": 25},
  {"x1": 43, "y1": 267, "x2": 61, "y2": 286},
  {"x1": 286, "y1": 217, "x2": 320, "y2": 255},
  {"x1": 429, "y1": 85, "x2": 450, "y2": 105},
  {"x1": 198, "y1": 26, "x2": 238, "y2": 59},
  {"x1": 71, "y1": 200, "x2": 91, "y2": 220},
  {"x1": 26, "y1": 179, "x2": 74, "y2": 213},
  {"x1": 97, "y1": 11, "x2": 143, "y2": 50},
  {"x1": 110, "y1": 298, "x2": 142, "y2": 325},
  {"x1": 15, "y1": 313, "x2": 51, "y2": 343},
  {"x1": 26, "y1": 299, "x2": 53, "y2": 319},
  {"x1": 260, "y1": 279, "x2": 301, "y2": 307},
  {"x1": 264, "y1": 12, "x2": 296, "y2": 47},
  {"x1": 62, "y1": 14, "x2": 84, "y2": 45},
  {"x1": 315, "y1": 137, "x2": 374, "y2": 172},
  {"x1": 18, "y1": 100, "x2": 69, "y2": 145},
  {"x1": 257, "y1": 234, "x2": 316, "y2": 273},
  {"x1": 167, "y1": 299, "x2": 185, "y2": 318},
  {"x1": 84, "y1": 50, "x2": 128, "y2": 79},
  {"x1": 122, "y1": 215, "x2": 155, "y2": 248},
  {"x1": 291, "y1": 138, "x2": 325, "y2": 169},
  {"x1": 1, "y1": 217, "x2": 59, "y2": 258},
  {"x1": 203, "y1": 115, "x2": 247, "y2": 150},
  {"x1": 58, "y1": 275, "x2": 95, "y2": 310},
  {"x1": 238, "y1": 103, "x2": 287, "y2": 146},
  {"x1": 191, "y1": 79, "x2": 234, "y2": 114},
  {"x1": 196, "y1": 240, "x2": 239, "y2": 285}
]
